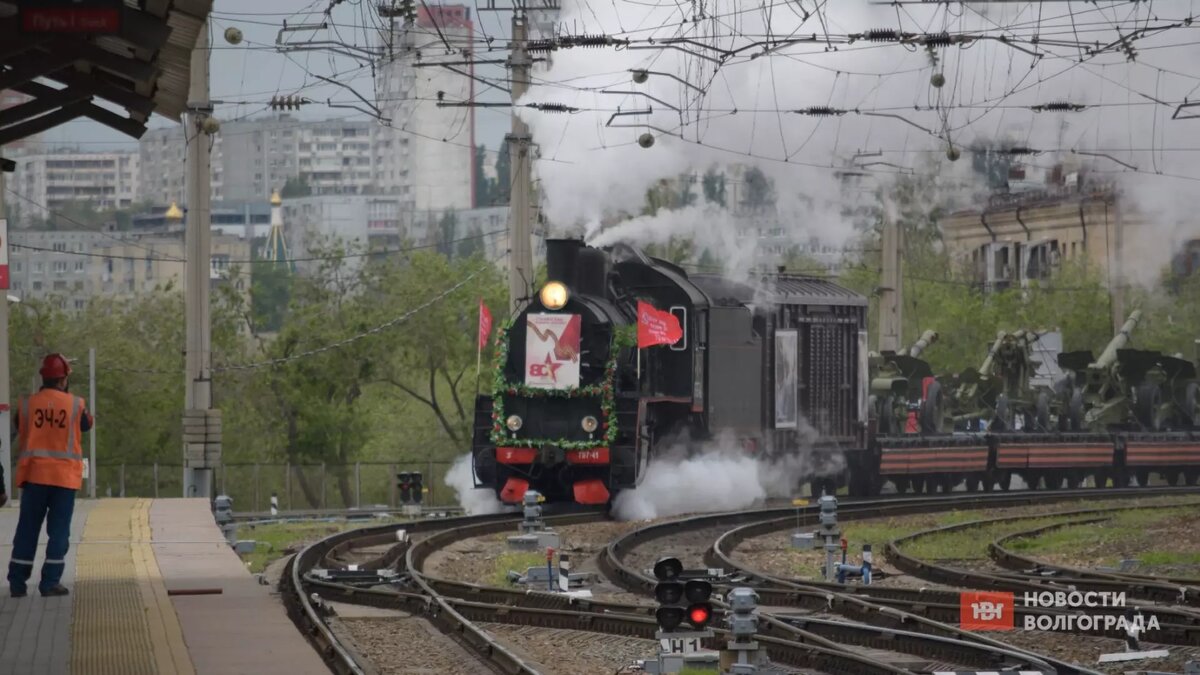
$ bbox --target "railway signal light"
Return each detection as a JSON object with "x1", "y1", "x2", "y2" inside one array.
[
  {"x1": 653, "y1": 557, "x2": 685, "y2": 631},
  {"x1": 397, "y1": 472, "x2": 411, "y2": 504},
  {"x1": 683, "y1": 579, "x2": 714, "y2": 629},
  {"x1": 411, "y1": 472, "x2": 424, "y2": 504},
  {"x1": 652, "y1": 558, "x2": 714, "y2": 631}
]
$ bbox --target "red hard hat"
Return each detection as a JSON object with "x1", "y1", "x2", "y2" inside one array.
[{"x1": 39, "y1": 353, "x2": 71, "y2": 379}]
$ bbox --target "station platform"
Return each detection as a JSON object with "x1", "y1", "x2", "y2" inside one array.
[{"x1": 0, "y1": 498, "x2": 327, "y2": 675}]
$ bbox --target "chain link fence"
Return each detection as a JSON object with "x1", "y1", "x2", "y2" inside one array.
[{"x1": 88, "y1": 461, "x2": 459, "y2": 511}]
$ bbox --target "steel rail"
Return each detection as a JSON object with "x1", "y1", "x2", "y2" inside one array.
[
  {"x1": 604, "y1": 489, "x2": 1200, "y2": 672},
  {"x1": 884, "y1": 501, "x2": 1200, "y2": 616},
  {"x1": 599, "y1": 495, "x2": 1091, "y2": 674},
  {"x1": 990, "y1": 518, "x2": 1200, "y2": 589},
  {"x1": 284, "y1": 510, "x2": 522, "y2": 674},
  {"x1": 712, "y1": 495, "x2": 1200, "y2": 627}
]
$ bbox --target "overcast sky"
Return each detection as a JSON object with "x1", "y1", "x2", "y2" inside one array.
[{"x1": 32, "y1": 0, "x2": 513, "y2": 152}]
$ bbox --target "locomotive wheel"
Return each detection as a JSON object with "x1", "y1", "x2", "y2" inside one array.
[
  {"x1": 1135, "y1": 469, "x2": 1150, "y2": 487},
  {"x1": 1090, "y1": 471, "x2": 1108, "y2": 488},
  {"x1": 920, "y1": 381, "x2": 943, "y2": 433},
  {"x1": 1187, "y1": 382, "x2": 1200, "y2": 428},
  {"x1": 1186, "y1": 470, "x2": 1200, "y2": 486},
  {"x1": 1166, "y1": 471, "x2": 1183, "y2": 487},
  {"x1": 1035, "y1": 392, "x2": 1052, "y2": 432},
  {"x1": 1135, "y1": 383, "x2": 1163, "y2": 432}
]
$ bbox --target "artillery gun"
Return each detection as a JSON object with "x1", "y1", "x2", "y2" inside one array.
[
  {"x1": 1057, "y1": 311, "x2": 1200, "y2": 431},
  {"x1": 869, "y1": 330, "x2": 938, "y2": 435},
  {"x1": 922, "y1": 329, "x2": 1056, "y2": 433}
]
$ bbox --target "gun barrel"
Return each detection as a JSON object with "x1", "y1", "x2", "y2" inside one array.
[
  {"x1": 1092, "y1": 310, "x2": 1142, "y2": 368},
  {"x1": 979, "y1": 331, "x2": 1008, "y2": 375},
  {"x1": 908, "y1": 330, "x2": 939, "y2": 358}
]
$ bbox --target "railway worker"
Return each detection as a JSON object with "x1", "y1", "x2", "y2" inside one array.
[{"x1": 7, "y1": 354, "x2": 93, "y2": 598}]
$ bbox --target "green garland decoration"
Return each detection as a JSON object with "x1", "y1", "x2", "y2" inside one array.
[{"x1": 489, "y1": 320, "x2": 636, "y2": 451}]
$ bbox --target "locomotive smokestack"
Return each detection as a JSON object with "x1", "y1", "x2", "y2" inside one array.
[
  {"x1": 546, "y1": 239, "x2": 583, "y2": 288},
  {"x1": 575, "y1": 247, "x2": 610, "y2": 297}
]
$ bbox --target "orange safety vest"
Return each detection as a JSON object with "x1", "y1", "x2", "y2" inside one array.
[{"x1": 15, "y1": 389, "x2": 89, "y2": 491}]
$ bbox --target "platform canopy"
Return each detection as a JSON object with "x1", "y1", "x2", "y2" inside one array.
[{"x1": 0, "y1": 0, "x2": 214, "y2": 159}]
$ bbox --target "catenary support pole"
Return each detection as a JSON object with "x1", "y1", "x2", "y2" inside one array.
[
  {"x1": 0, "y1": 168, "x2": 9, "y2": 504},
  {"x1": 89, "y1": 347, "x2": 96, "y2": 498},
  {"x1": 183, "y1": 21, "x2": 217, "y2": 500},
  {"x1": 878, "y1": 213, "x2": 903, "y2": 353},
  {"x1": 507, "y1": 6, "x2": 534, "y2": 314}
]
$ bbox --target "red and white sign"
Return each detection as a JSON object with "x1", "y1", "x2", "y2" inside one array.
[
  {"x1": 525, "y1": 313, "x2": 581, "y2": 389},
  {"x1": 637, "y1": 301, "x2": 683, "y2": 348},
  {"x1": 960, "y1": 591, "x2": 1014, "y2": 631},
  {"x1": 0, "y1": 218, "x2": 9, "y2": 290}
]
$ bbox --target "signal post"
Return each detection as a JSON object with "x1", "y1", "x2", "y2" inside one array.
[{"x1": 647, "y1": 556, "x2": 718, "y2": 673}]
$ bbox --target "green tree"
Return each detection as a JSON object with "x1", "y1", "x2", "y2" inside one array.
[
  {"x1": 492, "y1": 141, "x2": 511, "y2": 206},
  {"x1": 281, "y1": 175, "x2": 312, "y2": 198},
  {"x1": 742, "y1": 167, "x2": 775, "y2": 211},
  {"x1": 437, "y1": 210, "x2": 458, "y2": 258},
  {"x1": 474, "y1": 145, "x2": 492, "y2": 208},
  {"x1": 249, "y1": 262, "x2": 293, "y2": 333},
  {"x1": 702, "y1": 168, "x2": 727, "y2": 207},
  {"x1": 360, "y1": 251, "x2": 507, "y2": 444},
  {"x1": 456, "y1": 226, "x2": 485, "y2": 259}
]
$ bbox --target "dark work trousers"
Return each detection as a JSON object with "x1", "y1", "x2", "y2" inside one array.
[{"x1": 7, "y1": 482, "x2": 77, "y2": 593}]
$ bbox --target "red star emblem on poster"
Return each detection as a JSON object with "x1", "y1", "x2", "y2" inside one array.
[{"x1": 543, "y1": 353, "x2": 562, "y2": 383}]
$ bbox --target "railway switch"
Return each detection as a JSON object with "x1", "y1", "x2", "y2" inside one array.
[{"x1": 834, "y1": 542, "x2": 873, "y2": 585}]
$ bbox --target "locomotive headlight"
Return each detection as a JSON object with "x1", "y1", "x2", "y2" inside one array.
[
  {"x1": 506, "y1": 415, "x2": 523, "y2": 432},
  {"x1": 539, "y1": 281, "x2": 569, "y2": 310},
  {"x1": 581, "y1": 416, "x2": 599, "y2": 433}
]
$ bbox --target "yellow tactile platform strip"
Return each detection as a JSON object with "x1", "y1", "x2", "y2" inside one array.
[{"x1": 70, "y1": 498, "x2": 195, "y2": 675}]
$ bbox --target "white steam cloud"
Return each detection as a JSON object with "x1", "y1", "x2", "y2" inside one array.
[
  {"x1": 445, "y1": 454, "x2": 508, "y2": 516},
  {"x1": 612, "y1": 425, "x2": 843, "y2": 521},
  {"x1": 522, "y1": 0, "x2": 1200, "y2": 280}
]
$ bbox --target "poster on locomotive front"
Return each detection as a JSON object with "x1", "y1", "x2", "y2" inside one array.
[
  {"x1": 525, "y1": 313, "x2": 581, "y2": 389},
  {"x1": 775, "y1": 329, "x2": 798, "y2": 428}
]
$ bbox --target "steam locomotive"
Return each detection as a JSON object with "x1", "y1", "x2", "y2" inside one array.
[{"x1": 470, "y1": 239, "x2": 869, "y2": 505}]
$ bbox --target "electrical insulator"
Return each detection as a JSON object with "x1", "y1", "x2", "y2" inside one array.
[{"x1": 270, "y1": 95, "x2": 310, "y2": 111}]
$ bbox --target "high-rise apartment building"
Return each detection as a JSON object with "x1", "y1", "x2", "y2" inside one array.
[
  {"x1": 374, "y1": 4, "x2": 475, "y2": 214},
  {"x1": 8, "y1": 151, "x2": 140, "y2": 223},
  {"x1": 138, "y1": 115, "x2": 375, "y2": 205}
]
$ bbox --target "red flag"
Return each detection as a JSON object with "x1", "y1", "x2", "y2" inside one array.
[
  {"x1": 478, "y1": 299, "x2": 493, "y2": 350},
  {"x1": 637, "y1": 301, "x2": 683, "y2": 348}
]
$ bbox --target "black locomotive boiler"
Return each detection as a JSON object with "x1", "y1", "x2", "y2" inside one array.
[{"x1": 470, "y1": 239, "x2": 870, "y2": 505}]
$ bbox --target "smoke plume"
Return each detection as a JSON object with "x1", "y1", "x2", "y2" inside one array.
[
  {"x1": 612, "y1": 424, "x2": 843, "y2": 521},
  {"x1": 444, "y1": 454, "x2": 509, "y2": 516},
  {"x1": 524, "y1": 0, "x2": 1200, "y2": 281}
]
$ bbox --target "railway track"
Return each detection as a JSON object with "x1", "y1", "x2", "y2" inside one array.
[
  {"x1": 281, "y1": 486, "x2": 1200, "y2": 674},
  {"x1": 884, "y1": 502, "x2": 1200, "y2": 609}
]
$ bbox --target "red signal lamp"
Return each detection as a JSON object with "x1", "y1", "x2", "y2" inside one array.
[{"x1": 687, "y1": 604, "x2": 711, "y2": 628}]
